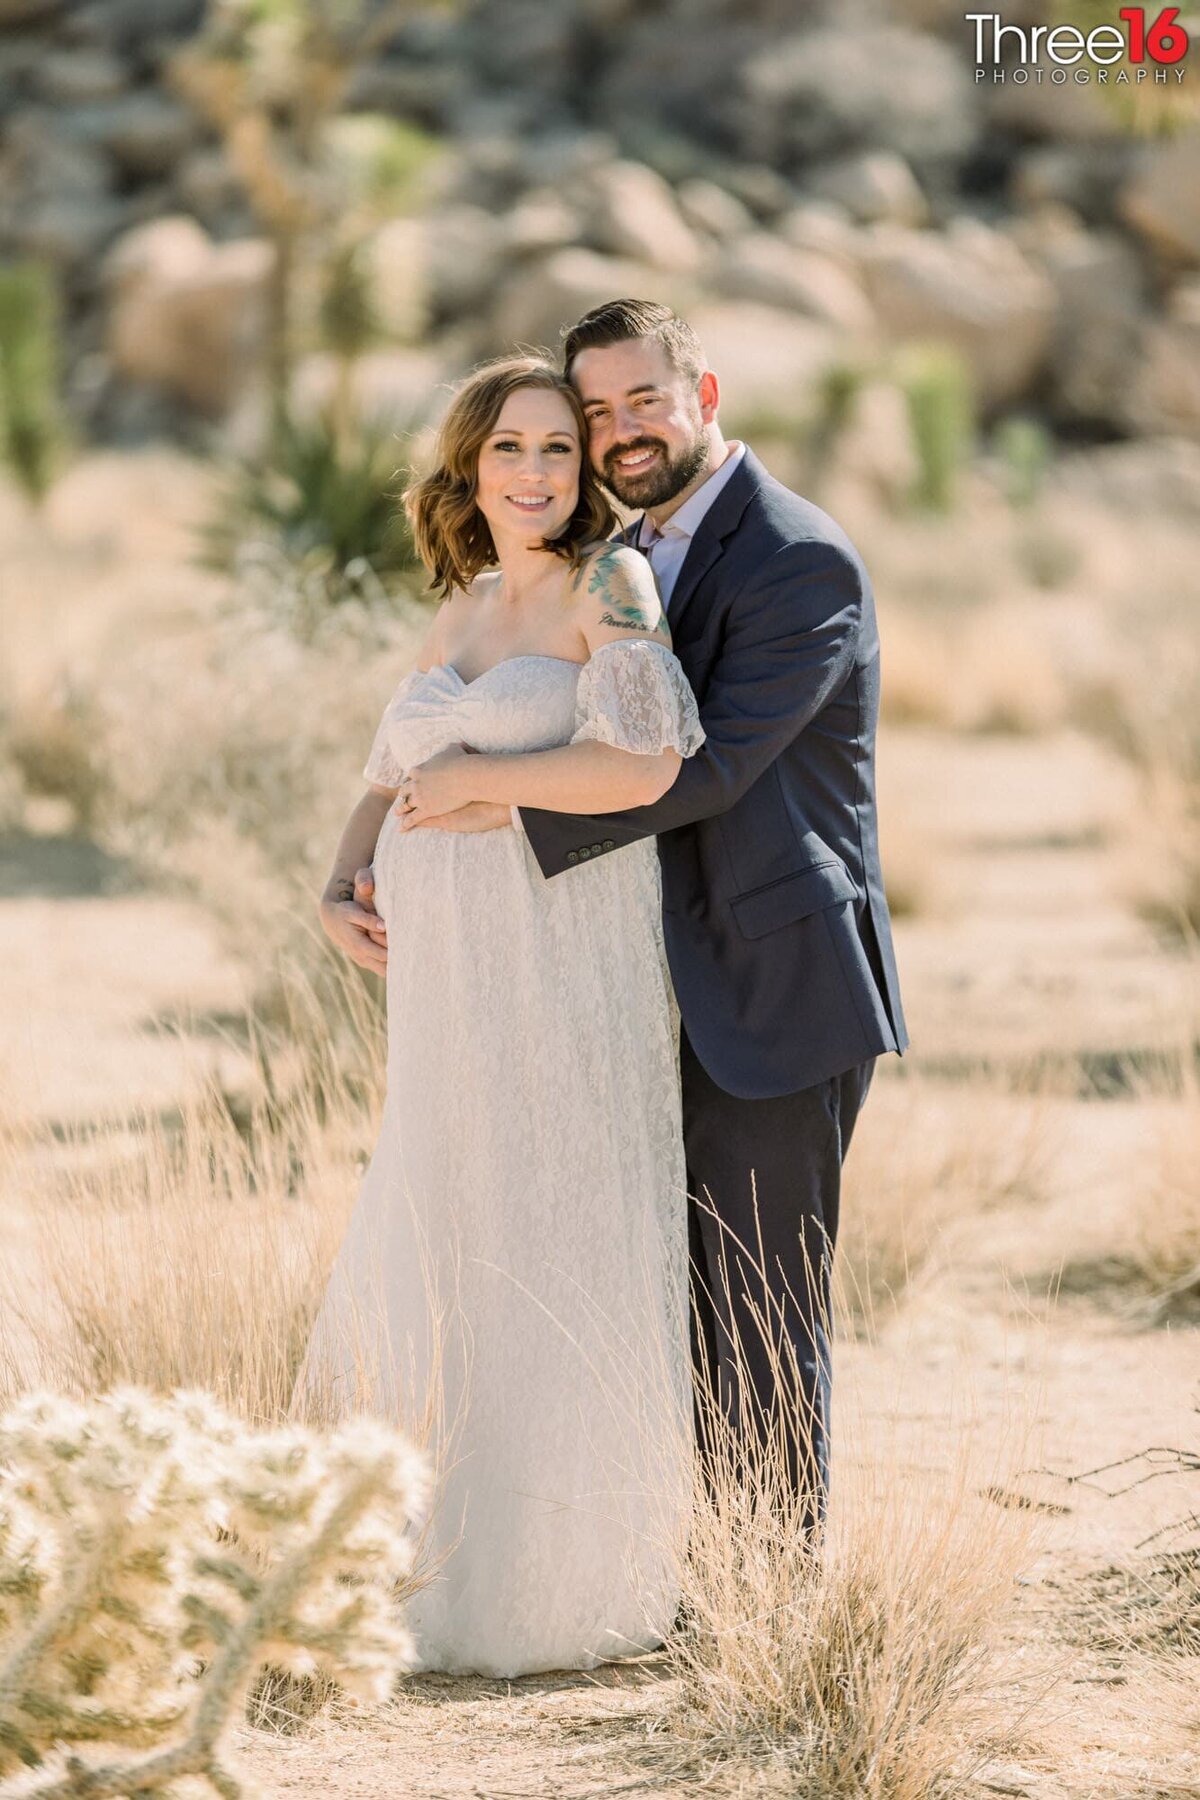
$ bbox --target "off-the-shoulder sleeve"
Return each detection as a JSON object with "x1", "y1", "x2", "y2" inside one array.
[
  {"x1": 361, "y1": 671, "x2": 419, "y2": 787},
  {"x1": 571, "y1": 638, "x2": 705, "y2": 757}
]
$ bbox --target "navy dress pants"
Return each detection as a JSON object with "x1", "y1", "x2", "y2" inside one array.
[{"x1": 680, "y1": 1024, "x2": 875, "y2": 1531}]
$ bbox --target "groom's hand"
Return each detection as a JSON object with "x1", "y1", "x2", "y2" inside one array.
[{"x1": 404, "y1": 801, "x2": 512, "y2": 834}]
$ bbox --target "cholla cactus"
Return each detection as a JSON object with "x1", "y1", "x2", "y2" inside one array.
[{"x1": 0, "y1": 1386, "x2": 429, "y2": 1798}]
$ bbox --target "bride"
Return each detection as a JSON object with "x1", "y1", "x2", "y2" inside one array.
[{"x1": 292, "y1": 355, "x2": 705, "y2": 1678}]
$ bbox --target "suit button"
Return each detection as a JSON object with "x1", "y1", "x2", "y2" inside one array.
[
  {"x1": 590, "y1": 842, "x2": 603, "y2": 854},
  {"x1": 566, "y1": 851, "x2": 579, "y2": 865},
  {"x1": 577, "y1": 847, "x2": 591, "y2": 860},
  {"x1": 602, "y1": 839, "x2": 615, "y2": 850}
]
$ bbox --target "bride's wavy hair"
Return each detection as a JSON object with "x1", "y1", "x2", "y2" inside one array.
[{"x1": 404, "y1": 356, "x2": 615, "y2": 600}]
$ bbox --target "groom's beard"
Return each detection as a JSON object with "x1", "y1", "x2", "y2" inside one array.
[{"x1": 597, "y1": 429, "x2": 710, "y2": 511}]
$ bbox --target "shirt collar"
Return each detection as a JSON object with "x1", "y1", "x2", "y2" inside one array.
[{"x1": 636, "y1": 440, "x2": 747, "y2": 547}]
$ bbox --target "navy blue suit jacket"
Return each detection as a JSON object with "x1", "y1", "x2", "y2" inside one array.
[{"x1": 519, "y1": 448, "x2": 908, "y2": 1099}]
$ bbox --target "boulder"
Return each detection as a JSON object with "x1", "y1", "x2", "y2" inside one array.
[
  {"x1": 1129, "y1": 300, "x2": 1200, "y2": 439},
  {"x1": 0, "y1": 106, "x2": 112, "y2": 202},
  {"x1": 581, "y1": 160, "x2": 704, "y2": 274},
  {"x1": 713, "y1": 233, "x2": 876, "y2": 338},
  {"x1": 1050, "y1": 436, "x2": 1200, "y2": 519},
  {"x1": 104, "y1": 216, "x2": 272, "y2": 415},
  {"x1": 30, "y1": 48, "x2": 128, "y2": 103},
  {"x1": 290, "y1": 346, "x2": 449, "y2": 433},
  {"x1": 0, "y1": 0, "x2": 63, "y2": 18},
  {"x1": 16, "y1": 192, "x2": 128, "y2": 267},
  {"x1": 778, "y1": 202, "x2": 866, "y2": 271},
  {"x1": 684, "y1": 301, "x2": 841, "y2": 430},
  {"x1": 1020, "y1": 216, "x2": 1147, "y2": 429},
  {"x1": 517, "y1": 129, "x2": 619, "y2": 191},
  {"x1": 62, "y1": 0, "x2": 204, "y2": 47},
  {"x1": 503, "y1": 190, "x2": 582, "y2": 258},
  {"x1": 491, "y1": 247, "x2": 671, "y2": 356},
  {"x1": 983, "y1": 71, "x2": 1120, "y2": 145},
  {"x1": 827, "y1": 379, "x2": 921, "y2": 508},
  {"x1": 0, "y1": 106, "x2": 122, "y2": 263},
  {"x1": 862, "y1": 217, "x2": 1058, "y2": 408},
  {"x1": 362, "y1": 217, "x2": 430, "y2": 343},
  {"x1": 63, "y1": 91, "x2": 200, "y2": 178},
  {"x1": 1010, "y1": 142, "x2": 1135, "y2": 224},
  {"x1": 421, "y1": 204, "x2": 508, "y2": 319},
  {"x1": 173, "y1": 145, "x2": 253, "y2": 236},
  {"x1": 675, "y1": 178, "x2": 755, "y2": 243},
  {"x1": 717, "y1": 162, "x2": 796, "y2": 221},
  {"x1": 804, "y1": 152, "x2": 928, "y2": 227},
  {"x1": 1119, "y1": 133, "x2": 1200, "y2": 266},
  {"x1": 735, "y1": 25, "x2": 978, "y2": 176}
]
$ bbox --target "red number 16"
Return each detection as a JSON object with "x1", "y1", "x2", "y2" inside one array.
[{"x1": 1120, "y1": 6, "x2": 1190, "y2": 63}]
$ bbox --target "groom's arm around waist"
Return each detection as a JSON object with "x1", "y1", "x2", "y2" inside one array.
[{"x1": 519, "y1": 541, "x2": 864, "y2": 879}]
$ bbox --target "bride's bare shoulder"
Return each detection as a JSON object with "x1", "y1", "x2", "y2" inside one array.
[
  {"x1": 412, "y1": 595, "x2": 459, "y2": 672},
  {"x1": 574, "y1": 540, "x2": 669, "y2": 644}
]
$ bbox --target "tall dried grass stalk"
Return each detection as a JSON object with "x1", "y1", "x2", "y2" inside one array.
[
  {"x1": 0, "y1": 963, "x2": 386, "y2": 1422},
  {"x1": 649, "y1": 1194, "x2": 1044, "y2": 1799}
]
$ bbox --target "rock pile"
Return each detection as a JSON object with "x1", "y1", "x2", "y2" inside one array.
[{"x1": 0, "y1": 0, "x2": 1197, "y2": 440}]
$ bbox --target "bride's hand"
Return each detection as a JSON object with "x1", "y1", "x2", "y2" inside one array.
[{"x1": 396, "y1": 744, "x2": 478, "y2": 826}]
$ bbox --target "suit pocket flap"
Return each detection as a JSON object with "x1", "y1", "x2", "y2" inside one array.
[{"x1": 731, "y1": 862, "x2": 858, "y2": 940}]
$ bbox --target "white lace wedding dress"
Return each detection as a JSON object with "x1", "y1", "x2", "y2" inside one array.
[{"x1": 294, "y1": 640, "x2": 705, "y2": 1678}]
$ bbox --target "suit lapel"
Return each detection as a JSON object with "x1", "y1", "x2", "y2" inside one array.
[{"x1": 665, "y1": 450, "x2": 762, "y2": 635}]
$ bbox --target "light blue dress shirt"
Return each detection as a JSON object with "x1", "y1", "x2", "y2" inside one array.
[{"x1": 635, "y1": 439, "x2": 748, "y2": 611}]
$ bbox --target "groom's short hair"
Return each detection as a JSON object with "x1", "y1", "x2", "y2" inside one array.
[{"x1": 562, "y1": 299, "x2": 705, "y2": 389}]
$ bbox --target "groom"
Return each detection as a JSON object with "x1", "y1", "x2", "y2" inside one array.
[{"x1": 348, "y1": 299, "x2": 907, "y2": 1527}]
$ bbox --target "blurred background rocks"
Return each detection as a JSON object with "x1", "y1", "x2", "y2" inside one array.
[{"x1": 0, "y1": 0, "x2": 1196, "y2": 457}]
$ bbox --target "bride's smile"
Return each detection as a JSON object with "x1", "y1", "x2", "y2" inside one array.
[{"x1": 475, "y1": 387, "x2": 583, "y2": 555}]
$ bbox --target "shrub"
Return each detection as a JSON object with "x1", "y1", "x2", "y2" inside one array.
[{"x1": 200, "y1": 413, "x2": 420, "y2": 604}]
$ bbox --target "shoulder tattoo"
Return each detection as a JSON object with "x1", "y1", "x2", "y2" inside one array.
[{"x1": 585, "y1": 545, "x2": 668, "y2": 635}]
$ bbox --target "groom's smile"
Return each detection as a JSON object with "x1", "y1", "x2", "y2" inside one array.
[
  {"x1": 571, "y1": 337, "x2": 721, "y2": 519},
  {"x1": 603, "y1": 435, "x2": 671, "y2": 492}
]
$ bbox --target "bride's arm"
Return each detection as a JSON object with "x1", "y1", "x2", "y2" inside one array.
[
  {"x1": 318, "y1": 599, "x2": 457, "y2": 968},
  {"x1": 420, "y1": 732, "x2": 680, "y2": 815},
  {"x1": 400, "y1": 547, "x2": 685, "y2": 824},
  {"x1": 318, "y1": 786, "x2": 396, "y2": 974}
]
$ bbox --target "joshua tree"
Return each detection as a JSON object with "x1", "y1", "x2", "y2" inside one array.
[{"x1": 171, "y1": 0, "x2": 433, "y2": 448}]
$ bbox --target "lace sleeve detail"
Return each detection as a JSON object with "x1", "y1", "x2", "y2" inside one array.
[
  {"x1": 362, "y1": 671, "x2": 419, "y2": 787},
  {"x1": 571, "y1": 639, "x2": 705, "y2": 757}
]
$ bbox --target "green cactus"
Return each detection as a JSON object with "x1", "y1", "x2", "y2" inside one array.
[
  {"x1": 0, "y1": 264, "x2": 63, "y2": 505},
  {"x1": 801, "y1": 356, "x2": 873, "y2": 497},
  {"x1": 993, "y1": 414, "x2": 1054, "y2": 511},
  {"x1": 895, "y1": 343, "x2": 975, "y2": 515}
]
